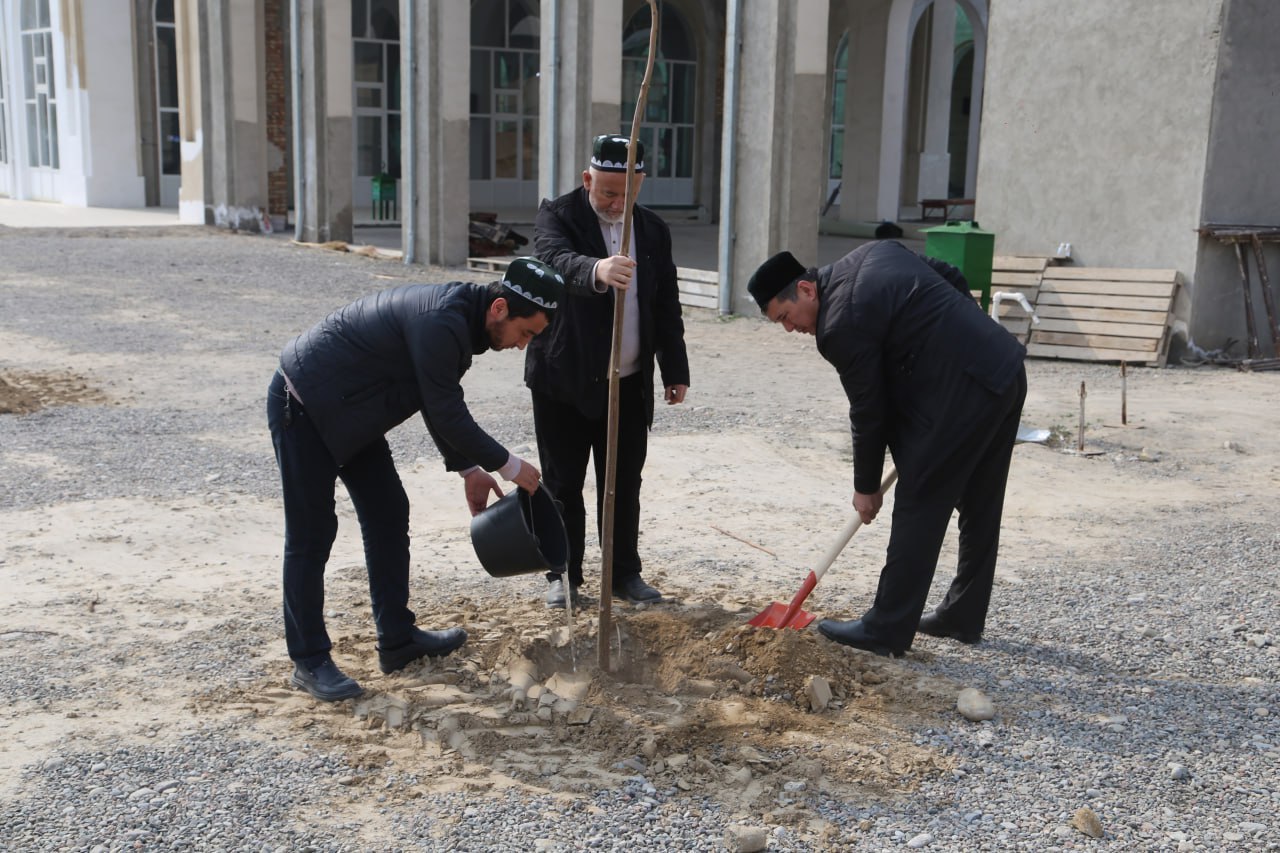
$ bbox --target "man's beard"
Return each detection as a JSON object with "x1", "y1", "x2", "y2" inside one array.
[{"x1": 591, "y1": 202, "x2": 624, "y2": 225}]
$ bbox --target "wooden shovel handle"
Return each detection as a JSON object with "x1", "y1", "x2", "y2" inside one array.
[{"x1": 811, "y1": 466, "x2": 898, "y2": 584}]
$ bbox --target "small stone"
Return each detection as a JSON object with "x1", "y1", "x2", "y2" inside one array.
[
  {"x1": 337, "y1": 775, "x2": 359, "y2": 786},
  {"x1": 805, "y1": 675, "x2": 832, "y2": 712},
  {"x1": 1240, "y1": 822, "x2": 1266, "y2": 833},
  {"x1": 782, "y1": 780, "x2": 806, "y2": 792},
  {"x1": 1167, "y1": 762, "x2": 1190, "y2": 781},
  {"x1": 723, "y1": 823, "x2": 768, "y2": 852},
  {"x1": 906, "y1": 832, "x2": 934, "y2": 848},
  {"x1": 1072, "y1": 806, "x2": 1104, "y2": 838},
  {"x1": 127, "y1": 787, "x2": 155, "y2": 801},
  {"x1": 957, "y1": 688, "x2": 995, "y2": 721},
  {"x1": 858, "y1": 818, "x2": 874, "y2": 831},
  {"x1": 1224, "y1": 832, "x2": 1245, "y2": 842}
]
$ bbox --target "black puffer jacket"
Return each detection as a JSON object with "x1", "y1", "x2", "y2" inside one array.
[
  {"x1": 815, "y1": 240, "x2": 1027, "y2": 496},
  {"x1": 278, "y1": 282, "x2": 508, "y2": 471},
  {"x1": 526, "y1": 186, "x2": 690, "y2": 424}
]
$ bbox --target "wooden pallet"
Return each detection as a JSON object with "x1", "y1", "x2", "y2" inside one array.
[
  {"x1": 466, "y1": 256, "x2": 718, "y2": 311},
  {"x1": 989, "y1": 256, "x2": 1049, "y2": 343},
  {"x1": 1026, "y1": 267, "x2": 1181, "y2": 366}
]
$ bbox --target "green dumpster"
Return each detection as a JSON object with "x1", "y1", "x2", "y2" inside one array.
[
  {"x1": 372, "y1": 172, "x2": 397, "y2": 221},
  {"x1": 923, "y1": 220, "x2": 994, "y2": 311}
]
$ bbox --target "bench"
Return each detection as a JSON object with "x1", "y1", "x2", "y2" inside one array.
[
  {"x1": 466, "y1": 256, "x2": 719, "y2": 312},
  {"x1": 919, "y1": 198, "x2": 975, "y2": 220},
  {"x1": 1025, "y1": 267, "x2": 1182, "y2": 366}
]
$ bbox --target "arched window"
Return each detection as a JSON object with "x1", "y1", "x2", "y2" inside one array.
[
  {"x1": 470, "y1": 0, "x2": 540, "y2": 184},
  {"x1": 154, "y1": 0, "x2": 180, "y2": 176},
  {"x1": 621, "y1": 5, "x2": 695, "y2": 184},
  {"x1": 829, "y1": 33, "x2": 849, "y2": 183},
  {"x1": 20, "y1": 0, "x2": 58, "y2": 169},
  {"x1": 352, "y1": 0, "x2": 401, "y2": 180}
]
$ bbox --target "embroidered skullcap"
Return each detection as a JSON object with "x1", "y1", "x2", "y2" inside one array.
[
  {"x1": 590, "y1": 134, "x2": 646, "y2": 173},
  {"x1": 747, "y1": 251, "x2": 807, "y2": 312},
  {"x1": 501, "y1": 257, "x2": 565, "y2": 313}
]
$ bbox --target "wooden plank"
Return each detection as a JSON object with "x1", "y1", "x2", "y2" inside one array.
[
  {"x1": 1036, "y1": 304, "x2": 1169, "y2": 325},
  {"x1": 1026, "y1": 342, "x2": 1161, "y2": 364},
  {"x1": 1043, "y1": 266, "x2": 1180, "y2": 283},
  {"x1": 1029, "y1": 330, "x2": 1158, "y2": 352},
  {"x1": 998, "y1": 318, "x2": 1032, "y2": 340},
  {"x1": 679, "y1": 292, "x2": 718, "y2": 310},
  {"x1": 678, "y1": 280, "x2": 719, "y2": 297},
  {"x1": 995, "y1": 301, "x2": 1037, "y2": 318},
  {"x1": 993, "y1": 255, "x2": 1050, "y2": 273},
  {"x1": 992, "y1": 271, "x2": 1043, "y2": 287},
  {"x1": 676, "y1": 266, "x2": 718, "y2": 284},
  {"x1": 1035, "y1": 317, "x2": 1165, "y2": 337},
  {"x1": 1036, "y1": 292, "x2": 1173, "y2": 312},
  {"x1": 466, "y1": 256, "x2": 514, "y2": 273},
  {"x1": 1040, "y1": 279, "x2": 1177, "y2": 298}
]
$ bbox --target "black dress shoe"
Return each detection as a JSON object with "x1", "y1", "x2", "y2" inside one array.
[
  {"x1": 816, "y1": 618, "x2": 904, "y2": 657},
  {"x1": 612, "y1": 575, "x2": 662, "y2": 604},
  {"x1": 377, "y1": 626, "x2": 468, "y2": 674},
  {"x1": 917, "y1": 610, "x2": 982, "y2": 644},
  {"x1": 290, "y1": 658, "x2": 364, "y2": 701},
  {"x1": 545, "y1": 577, "x2": 581, "y2": 609}
]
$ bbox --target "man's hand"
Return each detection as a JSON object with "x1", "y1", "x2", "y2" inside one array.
[
  {"x1": 853, "y1": 489, "x2": 883, "y2": 525},
  {"x1": 463, "y1": 469, "x2": 503, "y2": 517},
  {"x1": 508, "y1": 456, "x2": 542, "y2": 495},
  {"x1": 595, "y1": 255, "x2": 635, "y2": 291},
  {"x1": 664, "y1": 384, "x2": 688, "y2": 405}
]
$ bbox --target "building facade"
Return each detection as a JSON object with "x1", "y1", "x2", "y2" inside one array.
[{"x1": 1, "y1": 0, "x2": 1274, "y2": 355}]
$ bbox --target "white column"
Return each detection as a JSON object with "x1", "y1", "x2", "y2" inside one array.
[
  {"x1": 294, "y1": 0, "x2": 352, "y2": 242},
  {"x1": 917, "y1": 0, "x2": 955, "y2": 201},
  {"x1": 539, "y1": 0, "x2": 622, "y2": 202},
  {"x1": 726, "y1": 0, "x2": 827, "y2": 314},
  {"x1": 175, "y1": 0, "x2": 205, "y2": 223},
  {"x1": 402, "y1": 0, "x2": 468, "y2": 265}
]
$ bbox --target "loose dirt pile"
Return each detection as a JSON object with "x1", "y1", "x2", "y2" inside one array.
[
  {"x1": 0, "y1": 370, "x2": 106, "y2": 414},
  {"x1": 199, "y1": 597, "x2": 958, "y2": 819}
]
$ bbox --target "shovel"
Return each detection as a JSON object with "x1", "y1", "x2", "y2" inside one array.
[{"x1": 749, "y1": 467, "x2": 899, "y2": 629}]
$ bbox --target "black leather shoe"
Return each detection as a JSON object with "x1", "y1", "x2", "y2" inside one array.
[
  {"x1": 377, "y1": 626, "x2": 468, "y2": 674},
  {"x1": 290, "y1": 658, "x2": 364, "y2": 701},
  {"x1": 545, "y1": 577, "x2": 581, "y2": 609},
  {"x1": 612, "y1": 575, "x2": 663, "y2": 604},
  {"x1": 917, "y1": 610, "x2": 982, "y2": 644},
  {"x1": 816, "y1": 618, "x2": 904, "y2": 657}
]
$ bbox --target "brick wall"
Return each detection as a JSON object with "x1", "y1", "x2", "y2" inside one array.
[{"x1": 264, "y1": 0, "x2": 289, "y2": 218}]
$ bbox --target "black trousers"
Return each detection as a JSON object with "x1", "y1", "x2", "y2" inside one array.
[
  {"x1": 531, "y1": 374, "x2": 648, "y2": 588},
  {"x1": 267, "y1": 370, "x2": 417, "y2": 664},
  {"x1": 861, "y1": 366, "x2": 1028, "y2": 650}
]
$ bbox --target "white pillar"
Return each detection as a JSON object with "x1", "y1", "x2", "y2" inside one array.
[
  {"x1": 402, "y1": 0, "x2": 468, "y2": 265},
  {"x1": 917, "y1": 0, "x2": 955, "y2": 201},
  {"x1": 839, "y1": 1, "x2": 891, "y2": 223},
  {"x1": 726, "y1": 0, "x2": 828, "y2": 314},
  {"x1": 294, "y1": 0, "x2": 352, "y2": 242},
  {"x1": 175, "y1": 0, "x2": 205, "y2": 223},
  {"x1": 539, "y1": 0, "x2": 622, "y2": 202}
]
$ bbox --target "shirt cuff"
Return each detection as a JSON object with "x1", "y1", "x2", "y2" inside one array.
[
  {"x1": 497, "y1": 454, "x2": 522, "y2": 481},
  {"x1": 589, "y1": 260, "x2": 607, "y2": 293},
  {"x1": 458, "y1": 465, "x2": 481, "y2": 478}
]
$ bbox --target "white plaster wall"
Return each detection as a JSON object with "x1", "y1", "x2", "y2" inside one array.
[
  {"x1": 975, "y1": 0, "x2": 1223, "y2": 271},
  {"x1": 74, "y1": 0, "x2": 146, "y2": 206}
]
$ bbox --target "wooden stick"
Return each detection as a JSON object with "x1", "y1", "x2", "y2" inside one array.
[
  {"x1": 1234, "y1": 242, "x2": 1261, "y2": 359},
  {"x1": 1250, "y1": 234, "x2": 1280, "y2": 356},
  {"x1": 710, "y1": 525, "x2": 777, "y2": 557},
  {"x1": 1077, "y1": 381, "x2": 1087, "y2": 453},
  {"x1": 1120, "y1": 361, "x2": 1127, "y2": 426},
  {"x1": 599, "y1": 0, "x2": 659, "y2": 673}
]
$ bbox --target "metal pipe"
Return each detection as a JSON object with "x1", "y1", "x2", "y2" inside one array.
[
  {"x1": 547, "y1": 0, "x2": 560, "y2": 197},
  {"x1": 290, "y1": 0, "x2": 303, "y2": 240},
  {"x1": 402, "y1": 0, "x2": 417, "y2": 264},
  {"x1": 717, "y1": 0, "x2": 742, "y2": 315}
]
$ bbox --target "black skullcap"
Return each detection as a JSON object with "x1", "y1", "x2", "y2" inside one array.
[
  {"x1": 502, "y1": 257, "x2": 565, "y2": 313},
  {"x1": 590, "y1": 134, "x2": 646, "y2": 173},
  {"x1": 747, "y1": 251, "x2": 807, "y2": 312}
]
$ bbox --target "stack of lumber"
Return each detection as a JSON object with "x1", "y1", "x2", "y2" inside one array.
[
  {"x1": 1026, "y1": 267, "x2": 1181, "y2": 366},
  {"x1": 990, "y1": 256, "x2": 1049, "y2": 343}
]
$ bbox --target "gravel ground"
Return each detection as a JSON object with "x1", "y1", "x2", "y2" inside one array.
[{"x1": 1, "y1": 226, "x2": 1277, "y2": 851}]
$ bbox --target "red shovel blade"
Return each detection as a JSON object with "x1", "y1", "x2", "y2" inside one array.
[{"x1": 748, "y1": 571, "x2": 819, "y2": 629}]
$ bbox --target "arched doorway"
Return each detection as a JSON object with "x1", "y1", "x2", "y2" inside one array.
[
  {"x1": 352, "y1": 0, "x2": 401, "y2": 223},
  {"x1": 621, "y1": 4, "x2": 696, "y2": 206},
  {"x1": 469, "y1": 0, "x2": 540, "y2": 211}
]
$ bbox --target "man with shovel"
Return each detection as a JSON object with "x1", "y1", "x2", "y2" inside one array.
[
  {"x1": 527, "y1": 134, "x2": 690, "y2": 609},
  {"x1": 268, "y1": 258, "x2": 565, "y2": 701},
  {"x1": 747, "y1": 242, "x2": 1027, "y2": 656}
]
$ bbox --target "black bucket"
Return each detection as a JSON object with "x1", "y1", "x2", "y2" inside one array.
[{"x1": 469, "y1": 484, "x2": 569, "y2": 578}]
